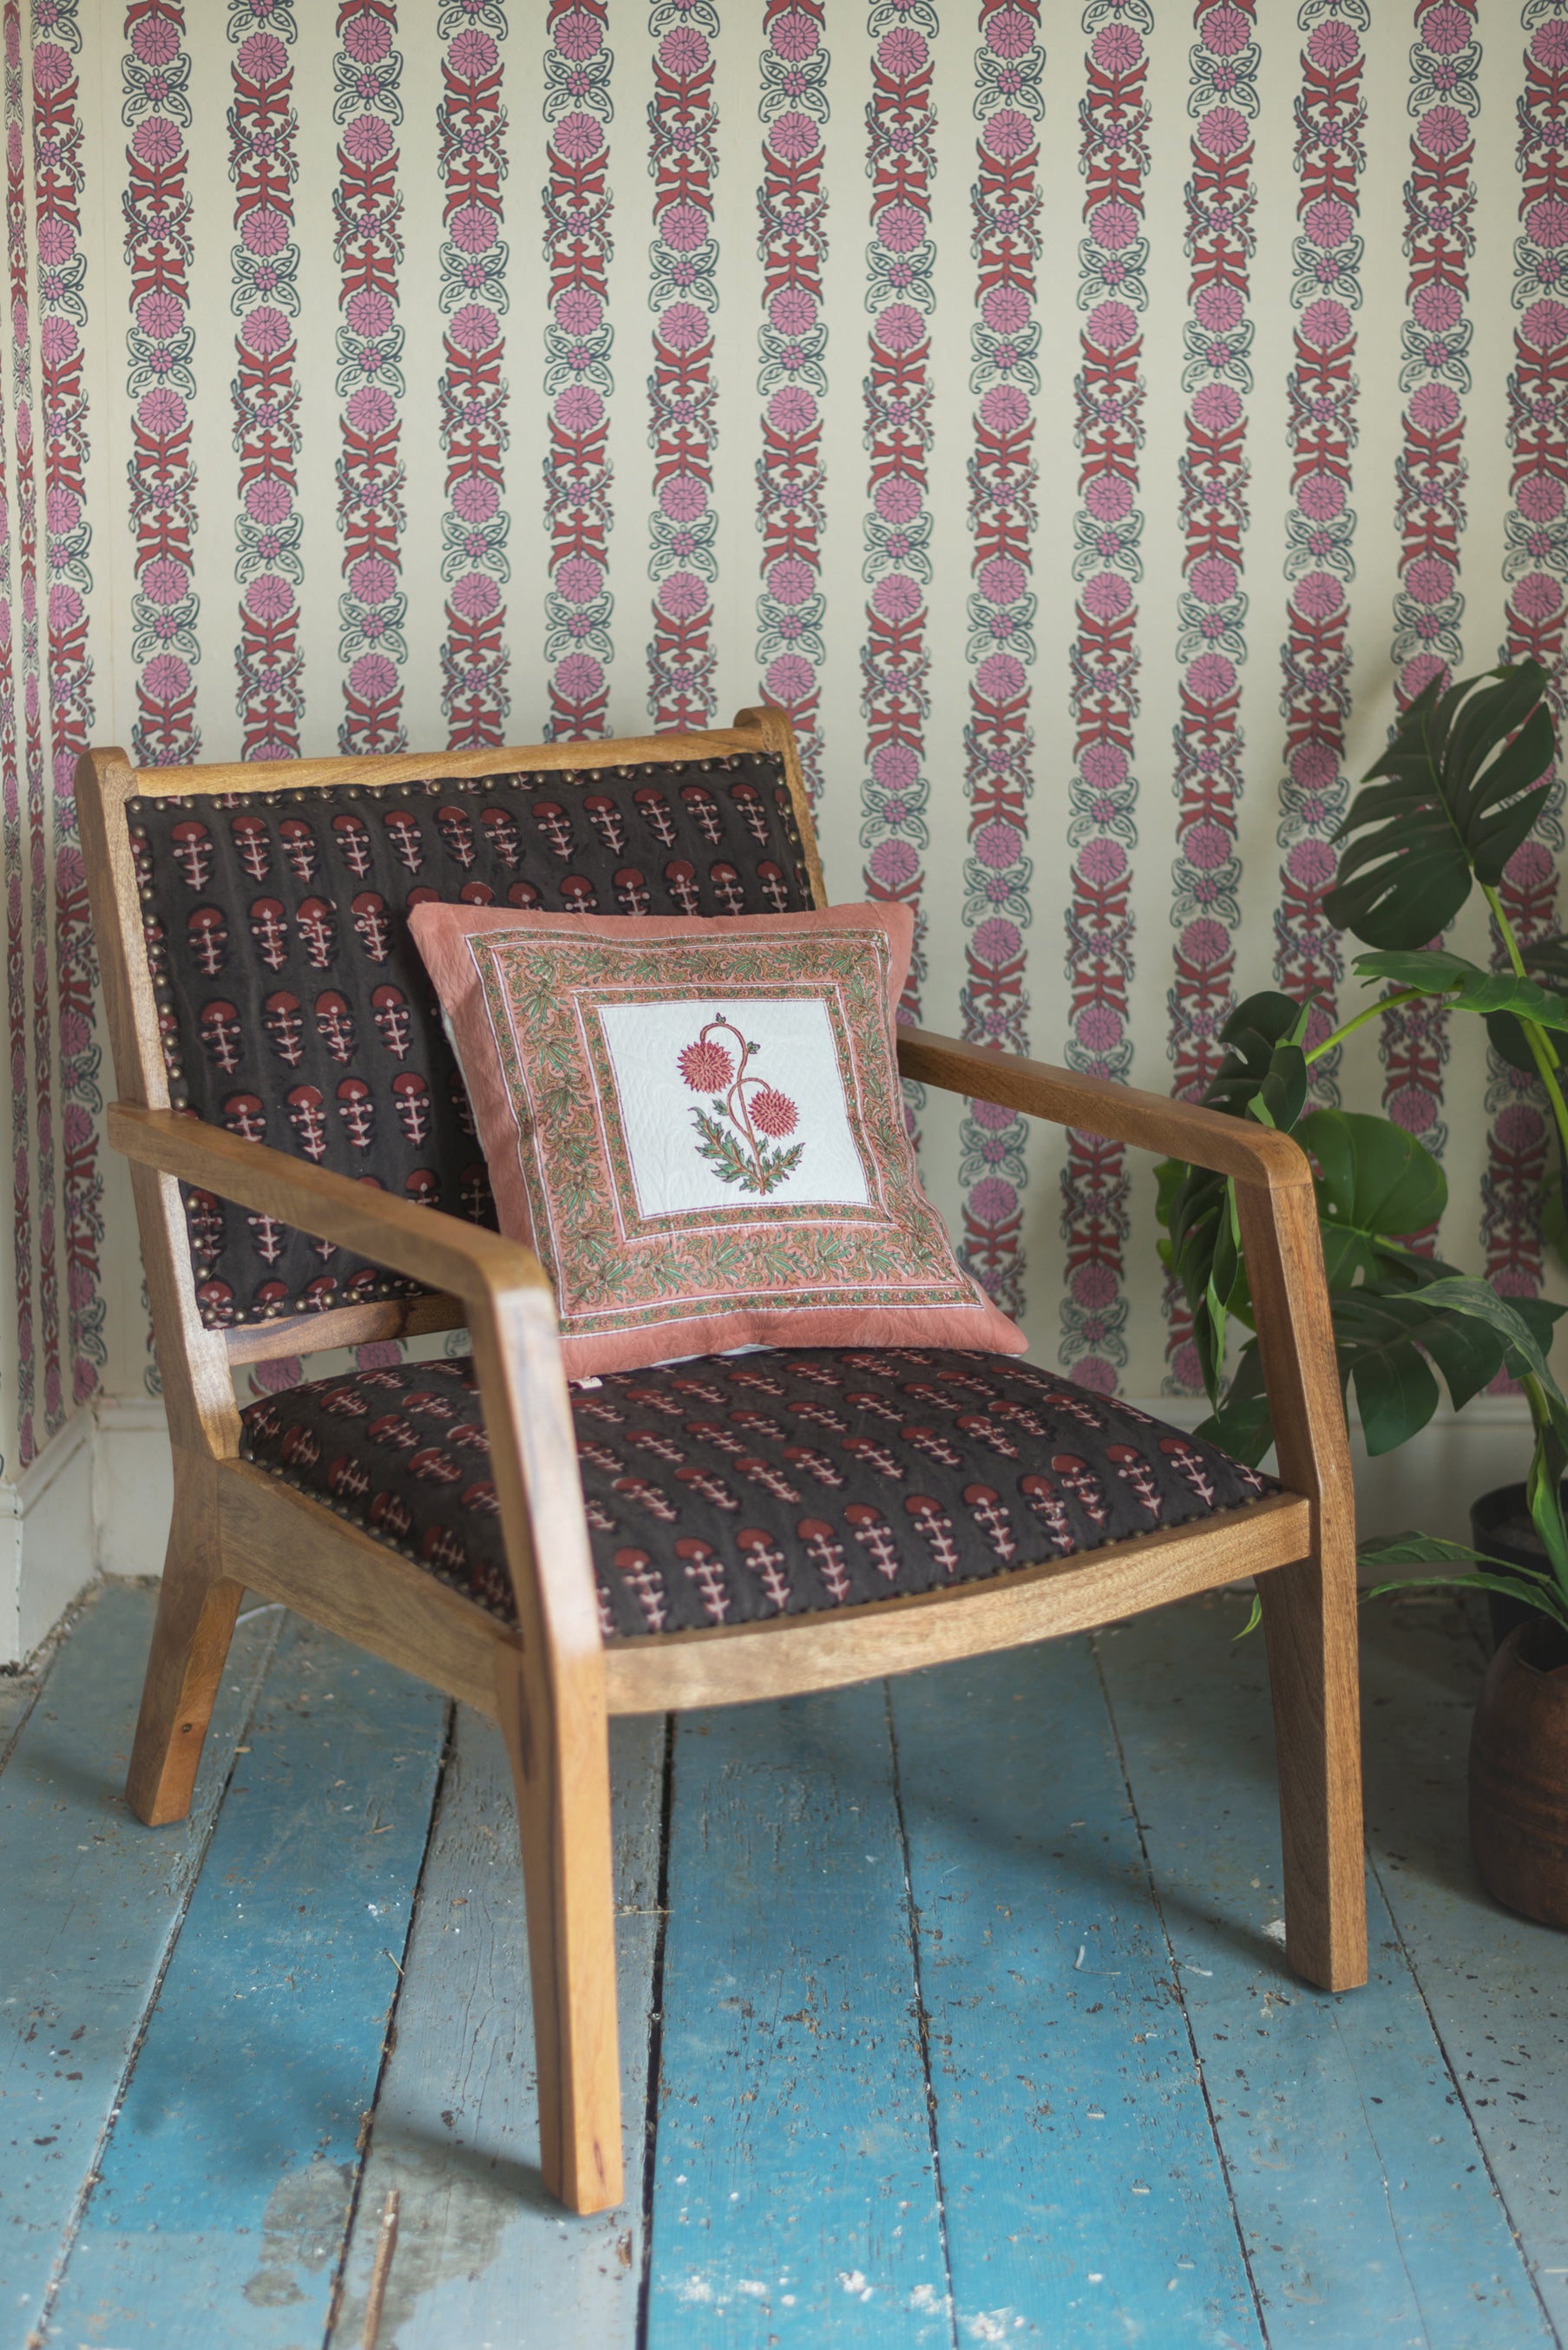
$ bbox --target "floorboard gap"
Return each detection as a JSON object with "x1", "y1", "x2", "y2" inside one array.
[
  {"x1": 26, "y1": 1597, "x2": 286, "y2": 2349},
  {"x1": 634, "y1": 1714, "x2": 676, "y2": 2350},
  {"x1": 885, "y1": 1680, "x2": 961, "y2": 2350},
  {"x1": 1090, "y1": 1625, "x2": 1270, "y2": 2347},
  {"x1": 1093, "y1": 1593, "x2": 1552, "y2": 2347},
  {"x1": 889, "y1": 1638, "x2": 1265, "y2": 2345},
  {"x1": 320, "y1": 1697, "x2": 458, "y2": 2347},
  {"x1": 42, "y1": 1618, "x2": 451, "y2": 2347},
  {"x1": 1362, "y1": 1837, "x2": 1562, "y2": 2348}
]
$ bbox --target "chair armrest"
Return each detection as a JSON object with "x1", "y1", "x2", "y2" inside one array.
[
  {"x1": 896, "y1": 1027, "x2": 1311, "y2": 1191},
  {"x1": 895, "y1": 1030, "x2": 1349, "y2": 1521},
  {"x1": 108, "y1": 1100, "x2": 606, "y2": 1671},
  {"x1": 108, "y1": 1101, "x2": 549, "y2": 1310}
]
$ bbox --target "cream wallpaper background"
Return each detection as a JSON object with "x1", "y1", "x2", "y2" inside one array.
[{"x1": 0, "y1": 0, "x2": 1564, "y2": 1488}]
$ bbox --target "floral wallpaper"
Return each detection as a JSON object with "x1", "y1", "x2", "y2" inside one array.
[{"x1": 0, "y1": 0, "x2": 1565, "y2": 1472}]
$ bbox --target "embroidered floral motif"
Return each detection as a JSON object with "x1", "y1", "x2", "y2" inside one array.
[
  {"x1": 679, "y1": 1013, "x2": 804, "y2": 1195},
  {"x1": 425, "y1": 913, "x2": 1014, "y2": 1364},
  {"x1": 239, "y1": 1346, "x2": 1276, "y2": 1638}
]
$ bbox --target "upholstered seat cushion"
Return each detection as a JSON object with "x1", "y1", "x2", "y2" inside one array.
[{"x1": 239, "y1": 1348, "x2": 1273, "y2": 1640}]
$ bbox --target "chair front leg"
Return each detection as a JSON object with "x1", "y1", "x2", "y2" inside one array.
[
  {"x1": 496, "y1": 1649, "x2": 624, "y2": 2214},
  {"x1": 1258, "y1": 1541, "x2": 1366, "y2": 1991},
  {"x1": 1237, "y1": 1177, "x2": 1368, "y2": 1993},
  {"x1": 127, "y1": 1452, "x2": 245, "y2": 1826}
]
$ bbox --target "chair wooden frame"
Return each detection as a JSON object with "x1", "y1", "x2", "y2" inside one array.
[{"x1": 80, "y1": 706, "x2": 1366, "y2": 2217}]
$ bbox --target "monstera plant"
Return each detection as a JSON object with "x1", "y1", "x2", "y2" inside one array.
[{"x1": 1158, "y1": 658, "x2": 1568, "y2": 1651}]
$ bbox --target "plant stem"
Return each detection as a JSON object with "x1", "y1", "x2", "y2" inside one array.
[
  {"x1": 703, "y1": 1015, "x2": 767, "y2": 1187},
  {"x1": 1481, "y1": 880, "x2": 1568, "y2": 1172},
  {"x1": 1303, "y1": 989, "x2": 1426, "y2": 1065},
  {"x1": 1486, "y1": 877, "x2": 1533, "y2": 983}
]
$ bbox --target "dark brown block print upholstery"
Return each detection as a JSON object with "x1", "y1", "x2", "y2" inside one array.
[
  {"x1": 239, "y1": 1348, "x2": 1273, "y2": 1639},
  {"x1": 129, "y1": 750, "x2": 813, "y2": 1329}
]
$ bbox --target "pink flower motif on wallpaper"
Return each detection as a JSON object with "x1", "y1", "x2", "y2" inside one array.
[{"x1": 679, "y1": 1017, "x2": 804, "y2": 1197}]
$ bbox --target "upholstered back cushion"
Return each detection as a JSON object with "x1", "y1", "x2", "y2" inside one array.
[{"x1": 130, "y1": 749, "x2": 814, "y2": 1328}]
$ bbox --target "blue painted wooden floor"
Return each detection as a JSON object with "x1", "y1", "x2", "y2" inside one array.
[{"x1": 2, "y1": 1583, "x2": 1564, "y2": 2348}]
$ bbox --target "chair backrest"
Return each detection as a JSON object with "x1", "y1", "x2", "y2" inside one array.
[{"x1": 89, "y1": 715, "x2": 824, "y2": 1363}]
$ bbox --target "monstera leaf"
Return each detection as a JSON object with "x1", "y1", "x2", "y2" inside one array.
[
  {"x1": 1201, "y1": 990, "x2": 1311, "y2": 1128},
  {"x1": 1519, "y1": 934, "x2": 1568, "y2": 988},
  {"x1": 1352, "y1": 945, "x2": 1568, "y2": 1033},
  {"x1": 1192, "y1": 1338, "x2": 1273, "y2": 1466},
  {"x1": 1469, "y1": 933, "x2": 1568, "y2": 1076},
  {"x1": 1331, "y1": 1277, "x2": 1565, "y2": 1456},
  {"x1": 1164, "y1": 993, "x2": 1309, "y2": 1401},
  {"x1": 1195, "y1": 1277, "x2": 1565, "y2": 1467},
  {"x1": 1298, "y1": 1107, "x2": 1447, "y2": 1288},
  {"x1": 1324, "y1": 660, "x2": 1553, "y2": 949}
]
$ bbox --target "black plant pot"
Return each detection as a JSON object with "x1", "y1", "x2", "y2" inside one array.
[{"x1": 1470, "y1": 1482, "x2": 1565, "y2": 1651}]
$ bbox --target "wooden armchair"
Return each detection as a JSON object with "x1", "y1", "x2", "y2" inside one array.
[{"x1": 80, "y1": 710, "x2": 1365, "y2": 2217}]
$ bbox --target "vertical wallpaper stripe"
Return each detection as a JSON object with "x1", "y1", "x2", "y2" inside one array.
[
  {"x1": 32, "y1": 0, "x2": 101, "y2": 1415},
  {"x1": 0, "y1": 103, "x2": 26, "y2": 1464},
  {"x1": 1, "y1": 4, "x2": 1567, "y2": 1463},
  {"x1": 335, "y1": 0, "x2": 408, "y2": 759},
  {"x1": 755, "y1": 0, "x2": 828, "y2": 806},
  {"x1": 542, "y1": 1, "x2": 607, "y2": 745},
  {"x1": 123, "y1": 3, "x2": 197, "y2": 771},
  {"x1": 7, "y1": 0, "x2": 61, "y2": 1446},
  {"x1": 1162, "y1": 0, "x2": 1258, "y2": 1395},
  {"x1": 1058, "y1": 7, "x2": 1146, "y2": 1392},
  {"x1": 1272, "y1": 5, "x2": 1365, "y2": 1106},
  {"x1": 858, "y1": 7, "x2": 933, "y2": 1029},
  {"x1": 441, "y1": 10, "x2": 510, "y2": 750},
  {"x1": 957, "y1": 0, "x2": 1042, "y2": 1328},
  {"x1": 230, "y1": 4, "x2": 303, "y2": 762},
  {"x1": 1376, "y1": 0, "x2": 1480, "y2": 1173},
  {"x1": 646, "y1": 4, "x2": 718, "y2": 735},
  {"x1": 1482, "y1": 5, "x2": 1568, "y2": 1308}
]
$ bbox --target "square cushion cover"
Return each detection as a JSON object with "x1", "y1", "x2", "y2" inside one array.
[{"x1": 410, "y1": 900, "x2": 1026, "y2": 1376}]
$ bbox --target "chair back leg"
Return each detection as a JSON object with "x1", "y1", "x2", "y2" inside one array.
[
  {"x1": 495, "y1": 1654, "x2": 625, "y2": 2214},
  {"x1": 127, "y1": 1454, "x2": 245, "y2": 1827}
]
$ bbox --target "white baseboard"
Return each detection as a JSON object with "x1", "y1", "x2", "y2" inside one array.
[
  {"x1": 93, "y1": 1397, "x2": 175, "y2": 1581},
  {"x1": 0, "y1": 1390, "x2": 1538, "y2": 1667},
  {"x1": 0, "y1": 1410, "x2": 97, "y2": 1664},
  {"x1": 1133, "y1": 1393, "x2": 1532, "y2": 1549}
]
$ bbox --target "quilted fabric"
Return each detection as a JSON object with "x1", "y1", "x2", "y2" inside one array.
[
  {"x1": 129, "y1": 750, "x2": 813, "y2": 1327},
  {"x1": 238, "y1": 1347, "x2": 1274, "y2": 1638},
  {"x1": 408, "y1": 902, "x2": 1025, "y2": 1376}
]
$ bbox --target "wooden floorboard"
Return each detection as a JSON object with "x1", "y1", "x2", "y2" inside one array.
[
  {"x1": 0, "y1": 1582, "x2": 280, "y2": 2346},
  {"x1": 7, "y1": 1585, "x2": 1567, "y2": 2350},
  {"x1": 1095, "y1": 1592, "x2": 1556, "y2": 2349},
  {"x1": 644, "y1": 1685, "x2": 952, "y2": 2347},
  {"x1": 41, "y1": 1618, "x2": 448, "y2": 2348},
  {"x1": 1358, "y1": 1596, "x2": 1568, "y2": 2344},
  {"x1": 324, "y1": 1707, "x2": 666, "y2": 2349},
  {"x1": 890, "y1": 1642, "x2": 1264, "y2": 2348}
]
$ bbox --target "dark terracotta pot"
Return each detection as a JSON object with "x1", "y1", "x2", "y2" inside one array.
[
  {"x1": 1469, "y1": 1481, "x2": 1562, "y2": 1652},
  {"x1": 1468, "y1": 1617, "x2": 1568, "y2": 1929}
]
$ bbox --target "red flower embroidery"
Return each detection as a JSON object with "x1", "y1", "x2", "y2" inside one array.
[
  {"x1": 751, "y1": 1086, "x2": 798, "y2": 1139},
  {"x1": 679, "y1": 1037, "x2": 735, "y2": 1093},
  {"x1": 677, "y1": 1014, "x2": 804, "y2": 1196}
]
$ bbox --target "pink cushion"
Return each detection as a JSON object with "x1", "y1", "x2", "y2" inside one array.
[{"x1": 409, "y1": 901, "x2": 1026, "y2": 1377}]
